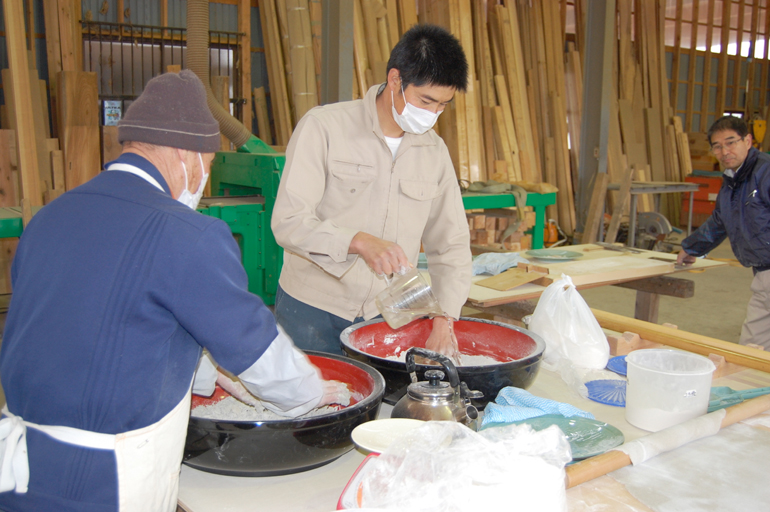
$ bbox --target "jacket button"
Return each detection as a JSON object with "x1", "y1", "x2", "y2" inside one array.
[{"x1": 350, "y1": 189, "x2": 356, "y2": 193}]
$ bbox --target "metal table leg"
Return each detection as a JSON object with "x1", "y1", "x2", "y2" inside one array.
[
  {"x1": 629, "y1": 194, "x2": 638, "y2": 247},
  {"x1": 688, "y1": 189, "x2": 694, "y2": 235}
]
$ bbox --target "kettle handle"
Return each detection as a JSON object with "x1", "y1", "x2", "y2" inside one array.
[{"x1": 404, "y1": 347, "x2": 461, "y2": 389}]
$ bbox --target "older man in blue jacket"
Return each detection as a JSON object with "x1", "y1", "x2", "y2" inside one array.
[{"x1": 678, "y1": 115, "x2": 770, "y2": 348}]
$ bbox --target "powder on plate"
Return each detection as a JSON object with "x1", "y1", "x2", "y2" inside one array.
[{"x1": 191, "y1": 396, "x2": 341, "y2": 421}]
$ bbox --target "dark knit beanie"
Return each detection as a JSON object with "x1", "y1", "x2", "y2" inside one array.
[{"x1": 118, "y1": 70, "x2": 220, "y2": 153}]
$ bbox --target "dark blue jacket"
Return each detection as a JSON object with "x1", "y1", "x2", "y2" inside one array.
[
  {"x1": 0, "y1": 153, "x2": 277, "y2": 511},
  {"x1": 682, "y1": 147, "x2": 770, "y2": 270}
]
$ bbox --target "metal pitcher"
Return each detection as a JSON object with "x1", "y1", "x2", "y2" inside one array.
[{"x1": 391, "y1": 347, "x2": 483, "y2": 430}]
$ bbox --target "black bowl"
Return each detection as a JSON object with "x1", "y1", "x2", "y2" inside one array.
[
  {"x1": 340, "y1": 317, "x2": 545, "y2": 407},
  {"x1": 183, "y1": 351, "x2": 385, "y2": 476}
]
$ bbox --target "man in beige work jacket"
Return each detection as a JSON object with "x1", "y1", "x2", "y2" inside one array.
[{"x1": 272, "y1": 24, "x2": 472, "y2": 358}]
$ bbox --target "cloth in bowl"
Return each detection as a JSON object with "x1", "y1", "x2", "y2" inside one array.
[{"x1": 482, "y1": 387, "x2": 594, "y2": 427}]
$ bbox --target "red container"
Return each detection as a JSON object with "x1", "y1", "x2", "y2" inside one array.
[{"x1": 684, "y1": 176, "x2": 721, "y2": 202}]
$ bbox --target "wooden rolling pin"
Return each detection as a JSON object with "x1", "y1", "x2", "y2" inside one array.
[{"x1": 565, "y1": 393, "x2": 770, "y2": 488}]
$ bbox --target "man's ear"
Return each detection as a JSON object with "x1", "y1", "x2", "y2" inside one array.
[{"x1": 386, "y1": 68, "x2": 402, "y2": 93}]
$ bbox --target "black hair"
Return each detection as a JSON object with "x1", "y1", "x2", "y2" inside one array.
[
  {"x1": 708, "y1": 115, "x2": 749, "y2": 144},
  {"x1": 386, "y1": 24, "x2": 469, "y2": 92}
]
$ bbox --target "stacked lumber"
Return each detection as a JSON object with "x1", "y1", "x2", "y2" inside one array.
[
  {"x1": 688, "y1": 133, "x2": 718, "y2": 172},
  {"x1": 250, "y1": 0, "x2": 698, "y2": 237},
  {"x1": 0, "y1": 130, "x2": 19, "y2": 294},
  {"x1": 467, "y1": 208, "x2": 535, "y2": 252},
  {"x1": 57, "y1": 71, "x2": 100, "y2": 193}
]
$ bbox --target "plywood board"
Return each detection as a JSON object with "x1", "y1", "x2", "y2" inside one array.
[
  {"x1": 466, "y1": 244, "x2": 726, "y2": 307},
  {"x1": 62, "y1": 125, "x2": 101, "y2": 190},
  {"x1": 540, "y1": 256, "x2": 674, "y2": 286},
  {"x1": 476, "y1": 265, "x2": 549, "y2": 291}
]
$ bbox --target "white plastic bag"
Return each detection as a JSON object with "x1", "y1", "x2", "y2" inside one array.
[
  {"x1": 528, "y1": 274, "x2": 609, "y2": 370},
  {"x1": 358, "y1": 422, "x2": 570, "y2": 512}
]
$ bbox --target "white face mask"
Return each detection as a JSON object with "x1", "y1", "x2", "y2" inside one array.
[
  {"x1": 177, "y1": 153, "x2": 209, "y2": 210},
  {"x1": 391, "y1": 87, "x2": 441, "y2": 135}
]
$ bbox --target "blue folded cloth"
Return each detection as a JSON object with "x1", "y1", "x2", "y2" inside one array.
[
  {"x1": 472, "y1": 252, "x2": 529, "y2": 276},
  {"x1": 482, "y1": 387, "x2": 595, "y2": 427}
]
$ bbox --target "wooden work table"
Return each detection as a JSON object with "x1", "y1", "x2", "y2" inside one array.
[
  {"x1": 464, "y1": 244, "x2": 725, "y2": 323},
  {"x1": 176, "y1": 345, "x2": 770, "y2": 512}
]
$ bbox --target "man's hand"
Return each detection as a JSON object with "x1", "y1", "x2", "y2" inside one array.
[
  {"x1": 319, "y1": 380, "x2": 356, "y2": 407},
  {"x1": 677, "y1": 249, "x2": 697, "y2": 266},
  {"x1": 349, "y1": 232, "x2": 410, "y2": 276},
  {"x1": 425, "y1": 316, "x2": 462, "y2": 365},
  {"x1": 216, "y1": 370, "x2": 262, "y2": 407}
]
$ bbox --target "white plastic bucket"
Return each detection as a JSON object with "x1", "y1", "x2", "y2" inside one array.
[{"x1": 625, "y1": 349, "x2": 716, "y2": 432}]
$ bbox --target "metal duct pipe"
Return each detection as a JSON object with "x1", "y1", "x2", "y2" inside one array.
[{"x1": 186, "y1": 0, "x2": 252, "y2": 148}]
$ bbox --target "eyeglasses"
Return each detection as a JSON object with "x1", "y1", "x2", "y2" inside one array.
[{"x1": 711, "y1": 137, "x2": 745, "y2": 154}]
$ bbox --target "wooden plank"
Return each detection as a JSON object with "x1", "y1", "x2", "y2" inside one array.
[
  {"x1": 543, "y1": 137, "x2": 558, "y2": 221},
  {"x1": 309, "y1": 0, "x2": 323, "y2": 101},
  {"x1": 636, "y1": 167, "x2": 655, "y2": 213},
  {"x1": 644, "y1": 108, "x2": 668, "y2": 182},
  {"x1": 56, "y1": 71, "x2": 98, "y2": 132},
  {"x1": 744, "y1": 0, "x2": 759, "y2": 119},
  {"x1": 549, "y1": 92, "x2": 575, "y2": 235},
  {"x1": 1, "y1": 68, "x2": 49, "y2": 199},
  {"x1": 253, "y1": 87, "x2": 273, "y2": 145},
  {"x1": 0, "y1": 130, "x2": 18, "y2": 294},
  {"x1": 2, "y1": 0, "x2": 42, "y2": 206},
  {"x1": 50, "y1": 148, "x2": 65, "y2": 190},
  {"x1": 397, "y1": 0, "x2": 418, "y2": 34},
  {"x1": 613, "y1": 275, "x2": 694, "y2": 298},
  {"x1": 499, "y1": 3, "x2": 538, "y2": 182},
  {"x1": 581, "y1": 172, "x2": 609, "y2": 245},
  {"x1": 731, "y1": 0, "x2": 746, "y2": 111},
  {"x1": 473, "y1": 0, "x2": 495, "y2": 109},
  {"x1": 57, "y1": 0, "x2": 78, "y2": 72},
  {"x1": 491, "y1": 105, "x2": 513, "y2": 180},
  {"x1": 360, "y1": 0, "x2": 383, "y2": 69},
  {"x1": 759, "y1": 5, "x2": 770, "y2": 122},
  {"x1": 537, "y1": 256, "x2": 675, "y2": 287},
  {"x1": 699, "y1": 0, "x2": 716, "y2": 132},
  {"x1": 62, "y1": 125, "x2": 100, "y2": 190},
  {"x1": 591, "y1": 309, "x2": 770, "y2": 374},
  {"x1": 716, "y1": 0, "x2": 732, "y2": 119},
  {"x1": 481, "y1": 106, "x2": 496, "y2": 180},
  {"x1": 39, "y1": 80, "x2": 51, "y2": 139},
  {"x1": 476, "y1": 265, "x2": 549, "y2": 292},
  {"x1": 493, "y1": 75, "x2": 522, "y2": 181},
  {"x1": 286, "y1": 0, "x2": 318, "y2": 124},
  {"x1": 27, "y1": 69, "x2": 52, "y2": 197},
  {"x1": 238, "y1": 0, "x2": 253, "y2": 132},
  {"x1": 211, "y1": 75, "x2": 232, "y2": 153},
  {"x1": 260, "y1": 0, "x2": 293, "y2": 144},
  {"x1": 669, "y1": 0, "x2": 683, "y2": 116},
  {"x1": 634, "y1": 291, "x2": 660, "y2": 323},
  {"x1": 605, "y1": 166, "x2": 635, "y2": 244},
  {"x1": 352, "y1": 0, "x2": 371, "y2": 94},
  {"x1": 385, "y1": 0, "x2": 399, "y2": 51},
  {"x1": 617, "y1": 0, "x2": 634, "y2": 101},
  {"x1": 100, "y1": 126, "x2": 121, "y2": 166}
]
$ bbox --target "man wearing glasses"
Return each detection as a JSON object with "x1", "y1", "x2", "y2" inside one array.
[{"x1": 678, "y1": 115, "x2": 770, "y2": 348}]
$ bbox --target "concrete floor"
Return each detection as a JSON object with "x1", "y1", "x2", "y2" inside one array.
[{"x1": 578, "y1": 235, "x2": 753, "y2": 343}]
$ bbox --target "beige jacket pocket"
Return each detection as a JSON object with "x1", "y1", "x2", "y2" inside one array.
[{"x1": 398, "y1": 179, "x2": 439, "y2": 241}]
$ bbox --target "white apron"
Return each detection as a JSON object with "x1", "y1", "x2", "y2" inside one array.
[
  {"x1": 0, "y1": 162, "x2": 191, "y2": 511},
  {"x1": 0, "y1": 387, "x2": 192, "y2": 512}
]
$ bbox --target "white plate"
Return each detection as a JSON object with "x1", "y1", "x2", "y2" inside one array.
[{"x1": 351, "y1": 418, "x2": 425, "y2": 453}]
